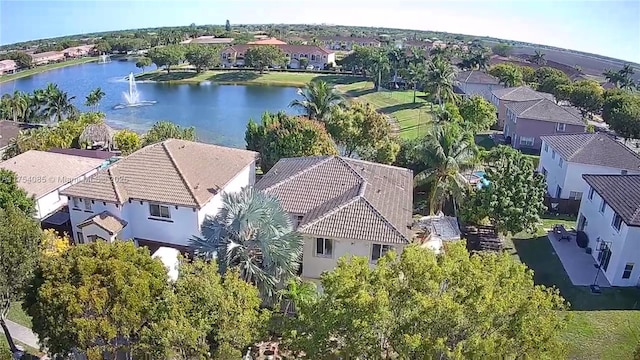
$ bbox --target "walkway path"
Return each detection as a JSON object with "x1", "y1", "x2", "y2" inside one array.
[
  {"x1": 547, "y1": 231, "x2": 610, "y2": 287},
  {"x1": 0, "y1": 319, "x2": 40, "y2": 350}
]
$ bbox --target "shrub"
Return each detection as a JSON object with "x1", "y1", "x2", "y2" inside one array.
[{"x1": 576, "y1": 230, "x2": 589, "y2": 248}]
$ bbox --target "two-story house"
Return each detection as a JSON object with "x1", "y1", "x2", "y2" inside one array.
[
  {"x1": 60, "y1": 139, "x2": 257, "y2": 250},
  {"x1": 503, "y1": 98, "x2": 585, "y2": 151},
  {"x1": 577, "y1": 175, "x2": 640, "y2": 286},
  {"x1": 454, "y1": 71, "x2": 504, "y2": 101},
  {"x1": 0, "y1": 150, "x2": 106, "y2": 221},
  {"x1": 255, "y1": 156, "x2": 413, "y2": 281},
  {"x1": 220, "y1": 44, "x2": 336, "y2": 69},
  {"x1": 316, "y1": 36, "x2": 381, "y2": 50},
  {"x1": 490, "y1": 86, "x2": 555, "y2": 128},
  {"x1": 0, "y1": 59, "x2": 17, "y2": 75},
  {"x1": 538, "y1": 133, "x2": 640, "y2": 200}
]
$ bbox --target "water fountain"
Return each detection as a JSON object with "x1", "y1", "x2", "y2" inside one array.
[
  {"x1": 97, "y1": 54, "x2": 111, "y2": 64},
  {"x1": 113, "y1": 73, "x2": 156, "y2": 109}
]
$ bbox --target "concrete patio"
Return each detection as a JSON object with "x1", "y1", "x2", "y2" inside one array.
[{"x1": 547, "y1": 231, "x2": 611, "y2": 287}]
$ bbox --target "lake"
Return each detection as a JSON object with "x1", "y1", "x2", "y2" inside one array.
[{"x1": 0, "y1": 60, "x2": 301, "y2": 148}]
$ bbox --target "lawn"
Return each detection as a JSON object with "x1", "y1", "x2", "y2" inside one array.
[
  {"x1": 136, "y1": 69, "x2": 367, "y2": 87},
  {"x1": 509, "y1": 214, "x2": 640, "y2": 359},
  {"x1": 7, "y1": 302, "x2": 32, "y2": 329},
  {"x1": 336, "y1": 81, "x2": 433, "y2": 139},
  {"x1": 0, "y1": 57, "x2": 97, "y2": 83}
]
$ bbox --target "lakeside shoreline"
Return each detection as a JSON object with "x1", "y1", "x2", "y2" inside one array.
[{"x1": 0, "y1": 57, "x2": 98, "y2": 84}]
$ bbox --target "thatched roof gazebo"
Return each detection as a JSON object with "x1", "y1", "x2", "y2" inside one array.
[{"x1": 80, "y1": 123, "x2": 116, "y2": 150}]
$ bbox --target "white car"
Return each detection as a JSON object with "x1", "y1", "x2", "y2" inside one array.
[{"x1": 305, "y1": 65, "x2": 314, "y2": 70}]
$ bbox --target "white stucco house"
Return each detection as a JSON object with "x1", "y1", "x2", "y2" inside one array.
[
  {"x1": 60, "y1": 139, "x2": 257, "y2": 251},
  {"x1": 255, "y1": 156, "x2": 414, "y2": 281},
  {"x1": 577, "y1": 174, "x2": 640, "y2": 286},
  {"x1": 538, "y1": 133, "x2": 640, "y2": 200},
  {"x1": 0, "y1": 150, "x2": 106, "y2": 219},
  {"x1": 454, "y1": 70, "x2": 504, "y2": 101}
]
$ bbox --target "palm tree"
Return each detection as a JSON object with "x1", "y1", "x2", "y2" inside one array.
[
  {"x1": 0, "y1": 91, "x2": 28, "y2": 122},
  {"x1": 190, "y1": 186, "x2": 303, "y2": 303},
  {"x1": 415, "y1": 123, "x2": 477, "y2": 215},
  {"x1": 84, "y1": 87, "x2": 106, "y2": 112},
  {"x1": 425, "y1": 58, "x2": 457, "y2": 108},
  {"x1": 531, "y1": 50, "x2": 546, "y2": 65},
  {"x1": 43, "y1": 85, "x2": 76, "y2": 123},
  {"x1": 371, "y1": 49, "x2": 391, "y2": 91},
  {"x1": 400, "y1": 62, "x2": 426, "y2": 103},
  {"x1": 289, "y1": 80, "x2": 343, "y2": 121}
]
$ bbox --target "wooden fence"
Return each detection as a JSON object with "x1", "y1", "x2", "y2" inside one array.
[{"x1": 544, "y1": 196, "x2": 581, "y2": 216}]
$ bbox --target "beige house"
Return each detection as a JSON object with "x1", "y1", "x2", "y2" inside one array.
[
  {"x1": 30, "y1": 51, "x2": 65, "y2": 65},
  {"x1": 180, "y1": 36, "x2": 234, "y2": 45},
  {"x1": 256, "y1": 156, "x2": 414, "y2": 282},
  {"x1": 221, "y1": 44, "x2": 335, "y2": 69},
  {"x1": 0, "y1": 60, "x2": 17, "y2": 74},
  {"x1": 315, "y1": 36, "x2": 381, "y2": 50},
  {"x1": 63, "y1": 44, "x2": 95, "y2": 58}
]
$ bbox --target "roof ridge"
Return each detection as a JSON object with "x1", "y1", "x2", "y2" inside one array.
[
  {"x1": 519, "y1": 98, "x2": 545, "y2": 115},
  {"x1": 108, "y1": 167, "x2": 126, "y2": 203},
  {"x1": 336, "y1": 157, "x2": 367, "y2": 183},
  {"x1": 260, "y1": 156, "x2": 334, "y2": 191},
  {"x1": 567, "y1": 134, "x2": 599, "y2": 161},
  {"x1": 358, "y1": 195, "x2": 410, "y2": 243},
  {"x1": 162, "y1": 140, "x2": 200, "y2": 207},
  {"x1": 297, "y1": 193, "x2": 362, "y2": 232}
]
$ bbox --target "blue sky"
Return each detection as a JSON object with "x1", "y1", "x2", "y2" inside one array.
[{"x1": 1, "y1": 0, "x2": 639, "y2": 62}]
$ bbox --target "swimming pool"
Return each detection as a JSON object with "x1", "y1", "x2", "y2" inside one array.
[{"x1": 473, "y1": 171, "x2": 490, "y2": 188}]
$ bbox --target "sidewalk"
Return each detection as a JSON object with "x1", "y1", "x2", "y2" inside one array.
[{"x1": 0, "y1": 319, "x2": 40, "y2": 350}]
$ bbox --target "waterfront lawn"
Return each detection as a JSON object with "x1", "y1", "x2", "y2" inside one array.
[
  {"x1": 136, "y1": 70, "x2": 367, "y2": 87},
  {"x1": 508, "y1": 214, "x2": 640, "y2": 359},
  {"x1": 0, "y1": 57, "x2": 97, "y2": 83},
  {"x1": 336, "y1": 81, "x2": 433, "y2": 139}
]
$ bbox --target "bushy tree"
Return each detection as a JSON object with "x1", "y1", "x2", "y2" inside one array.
[
  {"x1": 0, "y1": 169, "x2": 35, "y2": 215},
  {"x1": 245, "y1": 112, "x2": 337, "y2": 171},
  {"x1": 147, "y1": 45, "x2": 185, "y2": 73},
  {"x1": 114, "y1": 129, "x2": 142, "y2": 155},
  {"x1": 25, "y1": 241, "x2": 170, "y2": 358},
  {"x1": 565, "y1": 80, "x2": 605, "y2": 117},
  {"x1": 142, "y1": 121, "x2": 196, "y2": 146},
  {"x1": 534, "y1": 67, "x2": 571, "y2": 97},
  {"x1": 185, "y1": 44, "x2": 220, "y2": 73},
  {"x1": 457, "y1": 95, "x2": 497, "y2": 134},
  {"x1": 461, "y1": 145, "x2": 547, "y2": 235},
  {"x1": 489, "y1": 63, "x2": 523, "y2": 87},
  {"x1": 135, "y1": 57, "x2": 152, "y2": 73},
  {"x1": 244, "y1": 45, "x2": 285, "y2": 73},
  {"x1": 40, "y1": 229, "x2": 70, "y2": 257},
  {"x1": 0, "y1": 207, "x2": 41, "y2": 353},
  {"x1": 491, "y1": 43, "x2": 512, "y2": 57},
  {"x1": 280, "y1": 243, "x2": 568, "y2": 359},
  {"x1": 602, "y1": 92, "x2": 640, "y2": 139}
]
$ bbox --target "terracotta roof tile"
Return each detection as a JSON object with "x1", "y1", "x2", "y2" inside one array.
[{"x1": 78, "y1": 211, "x2": 128, "y2": 234}]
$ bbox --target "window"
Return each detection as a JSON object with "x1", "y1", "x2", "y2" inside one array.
[
  {"x1": 559, "y1": 158, "x2": 564, "y2": 167},
  {"x1": 544, "y1": 143, "x2": 549, "y2": 152},
  {"x1": 295, "y1": 215, "x2": 304, "y2": 228},
  {"x1": 588, "y1": 187, "x2": 595, "y2": 200},
  {"x1": 569, "y1": 191, "x2": 583, "y2": 200},
  {"x1": 76, "y1": 231, "x2": 84, "y2": 244},
  {"x1": 149, "y1": 204, "x2": 171, "y2": 219},
  {"x1": 519, "y1": 136, "x2": 535, "y2": 147},
  {"x1": 551, "y1": 150, "x2": 556, "y2": 160},
  {"x1": 556, "y1": 123, "x2": 566, "y2": 132},
  {"x1": 310, "y1": 54, "x2": 316, "y2": 61},
  {"x1": 612, "y1": 213, "x2": 623, "y2": 231},
  {"x1": 555, "y1": 185, "x2": 562, "y2": 198},
  {"x1": 72, "y1": 197, "x2": 81, "y2": 209},
  {"x1": 371, "y1": 244, "x2": 394, "y2": 262},
  {"x1": 623, "y1": 263, "x2": 634, "y2": 279},
  {"x1": 599, "y1": 199, "x2": 607, "y2": 214},
  {"x1": 541, "y1": 167, "x2": 547, "y2": 176},
  {"x1": 87, "y1": 235, "x2": 99, "y2": 242},
  {"x1": 315, "y1": 238, "x2": 333, "y2": 257},
  {"x1": 84, "y1": 198, "x2": 92, "y2": 211}
]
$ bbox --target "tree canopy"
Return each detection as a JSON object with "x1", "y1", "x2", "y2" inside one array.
[
  {"x1": 114, "y1": 129, "x2": 142, "y2": 155},
  {"x1": 289, "y1": 80, "x2": 343, "y2": 121},
  {"x1": 602, "y1": 92, "x2": 640, "y2": 139},
  {"x1": 142, "y1": 121, "x2": 196, "y2": 146},
  {"x1": 245, "y1": 112, "x2": 337, "y2": 171},
  {"x1": 0, "y1": 169, "x2": 35, "y2": 215},
  {"x1": 461, "y1": 145, "x2": 547, "y2": 235},
  {"x1": 135, "y1": 57, "x2": 152, "y2": 72},
  {"x1": 244, "y1": 45, "x2": 285, "y2": 73},
  {"x1": 534, "y1": 67, "x2": 571, "y2": 97},
  {"x1": 185, "y1": 44, "x2": 220, "y2": 73},
  {"x1": 457, "y1": 95, "x2": 498, "y2": 133},
  {"x1": 280, "y1": 242, "x2": 568, "y2": 359},
  {"x1": 147, "y1": 45, "x2": 185, "y2": 73},
  {"x1": 488, "y1": 63, "x2": 524, "y2": 87},
  {"x1": 491, "y1": 43, "x2": 512, "y2": 57}
]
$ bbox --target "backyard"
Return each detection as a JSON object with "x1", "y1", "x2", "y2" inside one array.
[{"x1": 508, "y1": 214, "x2": 640, "y2": 359}]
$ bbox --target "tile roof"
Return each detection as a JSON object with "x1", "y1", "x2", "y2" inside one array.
[
  {"x1": 455, "y1": 70, "x2": 500, "y2": 85},
  {"x1": 256, "y1": 156, "x2": 413, "y2": 244},
  {"x1": 0, "y1": 150, "x2": 104, "y2": 199},
  {"x1": 225, "y1": 44, "x2": 333, "y2": 55},
  {"x1": 582, "y1": 175, "x2": 640, "y2": 227},
  {"x1": 247, "y1": 37, "x2": 287, "y2": 45},
  {"x1": 61, "y1": 140, "x2": 257, "y2": 208},
  {"x1": 492, "y1": 86, "x2": 555, "y2": 102},
  {"x1": 505, "y1": 98, "x2": 585, "y2": 125},
  {"x1": 540, "y1": 133, "x2": 640, "y2": 170},
  {"x1": 78, "y1": 211, "x2": 128, "y2": 234},
  {"x1": 317, "y1": 36, "x2": 381, "y2": 43}
]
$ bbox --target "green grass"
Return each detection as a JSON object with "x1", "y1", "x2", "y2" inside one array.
[
  {"x1": 336, "y1": 81, "x2": 433, "y2": 139},
  {"x1": 0, "y1": 336, "x2": 42, "y2": 359},
  {"x1": 508, "y1": 214, "x2": 640, "y2": 359},
  {"x1": 136, "y1": 69, "x2": 366, "y2": 87},
  {"x1": 6, "y1": 302, "x2": 31, "y2": 329},
  {"x1": 0, "y1": 57, "x2": 98, "y2": 83}
]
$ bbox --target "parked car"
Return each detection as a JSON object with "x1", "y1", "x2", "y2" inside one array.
[{"x1": 306, "y1": 65, "x2": 314, "y2": 70}]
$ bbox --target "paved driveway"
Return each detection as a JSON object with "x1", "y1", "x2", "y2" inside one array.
[{"x1": 547, "y1": 231, "x2": 611, "y2": 287}]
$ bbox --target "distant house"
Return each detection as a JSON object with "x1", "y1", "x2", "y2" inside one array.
[
  {"x1": 221, "y1": 44, "x2": 335, "y2": 69},
  {"x1": 63, "y1": 44, "x2": 95, "y2": 58},
  {"x1": 491, "y1": 86, "x2": 555, "y2": 128},
  {"x1": 0, "y1": 60, "x2": 17, "y2": 75},
  {"x1": 503, "y1": 98, "x2": 585, "y2": 151},
  {"x1": 30, "y1": 51, "x2": 65, "y2": 65},
  {"x1": 247, "y1": 37, "x2": 288, "y2": 45},
  {"x1": 0, "y1": 150, "x2": 105, "y2": 220},
  {"x1": 454, "y1": 70, "x2": 504, "y2": 101},
  {"x1": 256, "y1": 156, "x2": 414, "y2": 281},
  {"x1": 539, "y1": 133, "x2": 640, "y2": 200},
  {"x1": 402, "y1": 39, "x2": 433, "y2": 49},
  {"x1": 315, "y1": 36, "x2": 381, "y2": 51},
  {"x1": 60, "y1": 139, "x2": 257, "y2": 249},
  {"x1": 181, "y1": 36, "x2": 234, "y2": 45},
  {"x1": 577, "y1": 174, "x2": 640, "y2": 286},
  {"x1": 0, "y1": 120, "x2": 38, "y2": 158}
]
